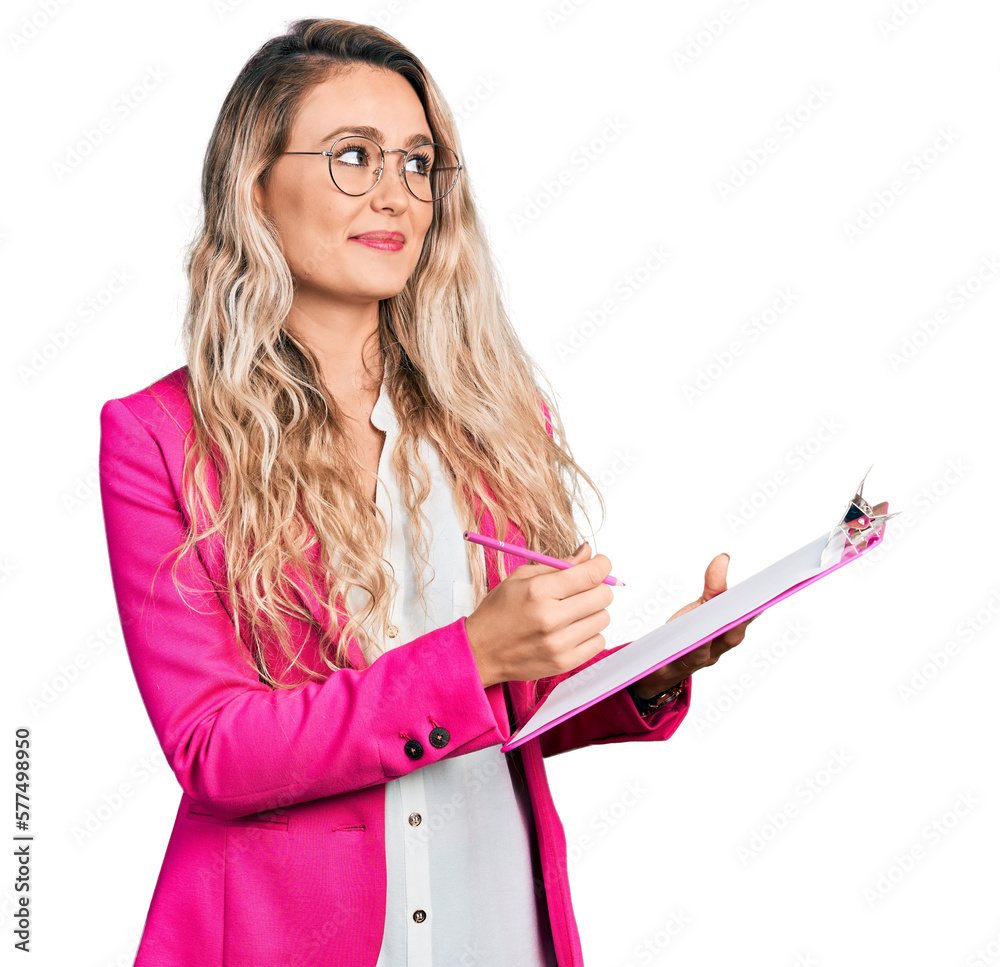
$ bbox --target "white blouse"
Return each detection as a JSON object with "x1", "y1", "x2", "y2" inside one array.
[{"x1": 346, "y1": 379, "x2": 559, "y2": 967}]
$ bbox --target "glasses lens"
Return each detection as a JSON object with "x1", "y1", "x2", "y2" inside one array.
[
  {"x1": 328, "y1": 137, "x2": 460, "y2": 200},
  {"x1": 329, "y1": 136, "x2": 382, "y2": 196},
  {"x1": 404, "y1": 143, "x2": 460, "y2": 201}
]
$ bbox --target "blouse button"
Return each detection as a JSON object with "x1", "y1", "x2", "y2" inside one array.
[
  {"x1": 412, "y1": 909, "x2": 427, "y2": 923},
  {"x1": 387, "y1": 623, "x2": 399, "y2": 638},
  {"x1": 428, "y1": 727, "x2": 450, "y2": 749},
  {"x1": 408, "y1": 812, "x2": 422, "y2": 826},
  {"x1": 404, "y1": 738, "x2": 424, "y2": 760}
]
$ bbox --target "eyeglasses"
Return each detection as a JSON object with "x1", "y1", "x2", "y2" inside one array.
[{"x1": 282, "y1": 135, "x2": 463, "y2": 202}]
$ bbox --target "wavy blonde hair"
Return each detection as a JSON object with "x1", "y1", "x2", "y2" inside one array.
[{"x1": 170, "y1": 17, "x2": 606, "y2": 687}]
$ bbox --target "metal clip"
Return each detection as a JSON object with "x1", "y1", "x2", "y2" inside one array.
[{"x1": 819, "y1": 464, "x2": 902, "y2": 568}]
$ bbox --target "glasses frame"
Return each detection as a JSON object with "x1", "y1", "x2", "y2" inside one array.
[{"x1": 282, "y1": 135, "x2": 463, "y2": 202}]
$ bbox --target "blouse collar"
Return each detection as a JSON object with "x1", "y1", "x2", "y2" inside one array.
[{"x1": 368, "y1": 378, "x2": 397, "y2": 436}]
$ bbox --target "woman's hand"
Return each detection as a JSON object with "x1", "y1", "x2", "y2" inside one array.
[
  {"x1": 464, "y1": 542, "x2": 615, "y2": 689},
  {"x1": 630, "y1": 553, "x2": 755, "y2": 699}
]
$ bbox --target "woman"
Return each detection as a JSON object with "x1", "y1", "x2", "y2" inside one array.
[{"x1": 98, "y1": 18, "x2": 753, "y2": 966}]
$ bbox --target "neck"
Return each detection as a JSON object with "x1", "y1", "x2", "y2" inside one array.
[{"x1": 284, "y1": 292, "x2": 384, "y2": 399}]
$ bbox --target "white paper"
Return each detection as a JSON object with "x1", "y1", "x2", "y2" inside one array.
[{"x1": 506, "y1": 531, "x2": 833, "y2": 749}]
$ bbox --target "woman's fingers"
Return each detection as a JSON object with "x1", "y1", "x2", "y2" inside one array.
[
  {"x1": 549, "y1": 607, "x2": 612, "y2": 667},
  {"x1": 718, "y1": 624, "x2": 748, "y2": 649},
  {"x1": 548, "y1": 580, "x2": 615, "y2": 631},
  {"x1": 529, "y1": 552, "x2": 614, "y2": 599},
  {"x1": 710, "y1": 615, "x2": 756, "y2": 653}
]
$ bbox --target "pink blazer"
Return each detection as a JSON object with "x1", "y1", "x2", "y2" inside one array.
[{"x1": 98, "y1": 367, "x2": 692, "y2": 966}]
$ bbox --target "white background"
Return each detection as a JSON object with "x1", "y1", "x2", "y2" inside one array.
[{"x1": 3, "y1": 1, "x2": 999, "y2": 965}]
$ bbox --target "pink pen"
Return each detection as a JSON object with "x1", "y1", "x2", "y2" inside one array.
[{"x1": 463, "y1": 531, "x2": 625, "y2": 587}]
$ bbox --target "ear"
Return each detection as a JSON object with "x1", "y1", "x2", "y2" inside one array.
[{"x1": 252, "y1": 178, "x2": 266, "y2": 216}]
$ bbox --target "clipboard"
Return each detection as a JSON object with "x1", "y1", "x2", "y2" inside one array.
[{"x1": 501, "y1": 466, "x2": 898, "y2": 752}]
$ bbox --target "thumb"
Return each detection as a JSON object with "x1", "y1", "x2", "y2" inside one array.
[
  {"x1": 702, "y1": 553, "x2": 729, "y2": 602},
  {"x1": 569, "y1": 541, "x2": 592, "y2": 561}
]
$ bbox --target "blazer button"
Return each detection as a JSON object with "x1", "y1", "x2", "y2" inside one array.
[
  {"x1": 412, "y1": 909, "x2": 427, "y2": 923},
  {"x1": 428, "y1": 727, "x2": 450, "y2": 749},
  {"x1": 404, "y1": 738, "x2": 424, "y2": 760}
]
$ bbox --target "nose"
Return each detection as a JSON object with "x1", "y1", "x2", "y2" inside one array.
[{"x1": 371, "y1": 149, "x2": 413, "y2": 204}]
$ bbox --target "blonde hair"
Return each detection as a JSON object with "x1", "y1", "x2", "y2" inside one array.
[{"x1": 170, "y1": 17, "x2": 605, "y2": 687}]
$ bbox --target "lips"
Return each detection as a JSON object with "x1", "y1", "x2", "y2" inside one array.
[{"x1": 351, "y1": 231, "x2": 405, "y2": 242}]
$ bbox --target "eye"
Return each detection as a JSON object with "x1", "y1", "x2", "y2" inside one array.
[
  {"x1": 404, "y1": 150, "x2": 434, "y2": 178},
  {"x1": 333, "y1": 141, "x2": 371, "y2": 168}
]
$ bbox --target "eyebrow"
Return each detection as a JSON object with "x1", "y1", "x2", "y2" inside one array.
[{"x1": 314, "y1": 124, "x2": 434, "y2": 149}]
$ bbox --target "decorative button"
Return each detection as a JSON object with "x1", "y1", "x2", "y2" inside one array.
[
  {"x1": 428, "y1": 727, "x2": 450, "y2": 749},
  {"x1": 412, "y1": 909, "x2": 426, "y2": 923},
  {"x1": 408, "y1": 812, "x2": 422, "y2": 826},
  {"x1": 387, "y1": 623, "x2": 398, "y2": 638},
  {"x1": 404, "y1": 738, "x2": 424, "y2": 760}
]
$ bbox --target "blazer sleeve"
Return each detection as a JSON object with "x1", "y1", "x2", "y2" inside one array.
[
  {"x1": 98, "y1": 398, "x2": 513, "y2": 821},
  {"x1": 530, "y1": 396, "x2": 693, "y2": 757},
  {"x1": 533, "y1": 650, "x2": 692, "y2": 758}
]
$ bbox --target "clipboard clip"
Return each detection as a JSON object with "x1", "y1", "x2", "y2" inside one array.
[{"x1": 820, "y1": 464, "x2": 902, "y2": 568}]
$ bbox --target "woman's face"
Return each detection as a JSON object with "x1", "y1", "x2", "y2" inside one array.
[{"x1": 255, "y1": 65, "x2": 437, "y2": 309}]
